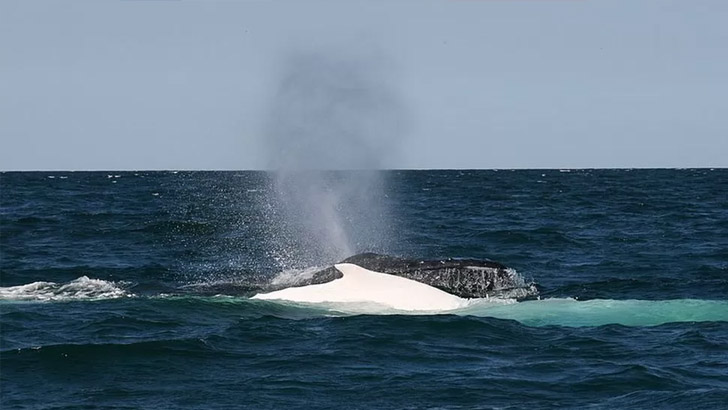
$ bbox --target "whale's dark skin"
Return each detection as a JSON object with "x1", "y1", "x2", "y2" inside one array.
[{"x1": 303, "y1": 253, "x2": 538, "y2": 299}]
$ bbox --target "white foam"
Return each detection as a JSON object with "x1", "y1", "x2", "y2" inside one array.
[
  {"x1": 253, "y1": 263, "x2": 466, "y2": 312},
  {"x1": 0, "y1": 276, "x2": 130, "y2": 302}
]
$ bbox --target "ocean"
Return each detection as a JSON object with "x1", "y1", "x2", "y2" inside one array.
[{"x1": 1, "y1": 169, "x2": 726, "y2": 409}]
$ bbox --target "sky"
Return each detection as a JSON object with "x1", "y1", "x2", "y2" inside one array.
[{"x1": 1, "y1": 0, "x2": 726, "y2": 170}]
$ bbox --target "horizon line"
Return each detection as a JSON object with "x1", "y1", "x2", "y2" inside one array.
[{"x1": 1, "y1": 166, "x2": 725, "y2": 173}]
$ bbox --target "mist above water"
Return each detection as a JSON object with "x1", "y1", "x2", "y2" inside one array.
[{"x1": 261, "y1": 49, "x2": 406, "y2": 269}]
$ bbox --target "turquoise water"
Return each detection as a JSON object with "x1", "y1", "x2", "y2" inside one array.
[{"x1": 1, "y1": 169, "x2": 727, "y2": 409}]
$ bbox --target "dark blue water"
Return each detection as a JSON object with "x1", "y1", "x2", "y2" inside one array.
[{"x1": 1, "y1": 170, "x2": 727, "y2": 409}]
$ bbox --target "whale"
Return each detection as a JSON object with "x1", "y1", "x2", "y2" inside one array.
[
  {"x1": 252, "y1": 253, "x2": 539, "y2": 305},
  {"x1": 253, "y1": 263, "x2": 465, "y2": 311}
]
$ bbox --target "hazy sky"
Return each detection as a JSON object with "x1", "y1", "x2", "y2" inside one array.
[{"x1": 1, "y1": 0, "x2": 726, "y2": 170}]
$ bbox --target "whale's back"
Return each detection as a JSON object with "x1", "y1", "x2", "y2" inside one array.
[
  {"x1": 305, "y1": 253, "x2": 537, "y2": 299},
  {"x1": 253, "y1": 263, "x2": 465, "y2": 311}
]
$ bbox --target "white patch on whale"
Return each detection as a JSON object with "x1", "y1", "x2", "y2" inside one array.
[{"x1": 252, "y1": 263, "x2": 466, "y2": 311}]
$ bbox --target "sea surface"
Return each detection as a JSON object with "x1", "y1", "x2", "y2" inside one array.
[{"x1": 1, "y1": 169, "x2": 727, "y2": 409}]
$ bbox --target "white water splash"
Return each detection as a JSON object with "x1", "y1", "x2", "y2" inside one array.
[
  {"x1": 270, "y1": 265, "x2": 326, "y2": 286},
  {"x1": 0, "y1": 276, "x2": 130, "y2": 302}
]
